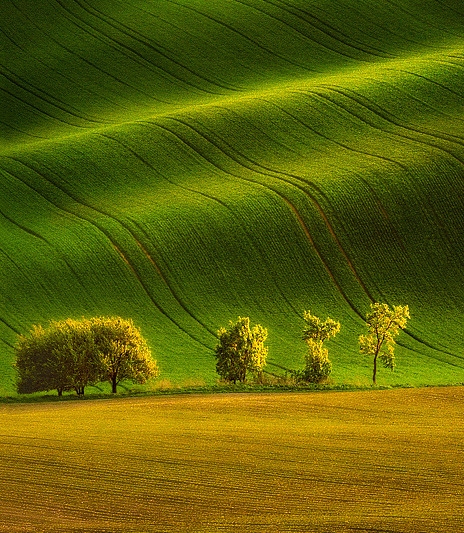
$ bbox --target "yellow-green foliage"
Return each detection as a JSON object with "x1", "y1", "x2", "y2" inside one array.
[
  {"x1": 15, "y1": 317, "x2": 159, "y2": 395},
  {"x1": 360, "y1": 303, "x2": 410, "y2": 384},
  {"x1": 0, "y1": 388, "x2": 463, "y2": 532},
  {"x1": 215, "y1": 316, "x2": 268, "y2": 383},
  {"x1": 299, "y1": 310, "x2": 341, "y2": 383}
]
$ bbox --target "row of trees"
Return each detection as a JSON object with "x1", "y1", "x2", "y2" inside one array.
[
  {"x1": 15, "y1": 317, "x2": 159, "y2": 396},
  {"x1": 214, "y1": 303, "x2": 410, "y2": 385},
  {"x1": 14, "y1": 303, "x2": 409, "y2": 397}
]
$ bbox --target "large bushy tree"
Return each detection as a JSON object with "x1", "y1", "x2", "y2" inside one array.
[
  {"x1": 15, "y1": 324, "x2": 67, "y2": 396},
  {"x1": 359, "y1": 303, "x2": 410, "y2": 384},
  {"x1": 15, "y1": 317, "x2": 159, "y2": 396},
  {"x1": 15, "y1": 320, "x2": 99, "y2": 396},
  {"x1": 214, "y1": 316, "x2": 268, "y2": 384},
  {"x1": 89, "y1": 317, "x2": 158, "y2": 393}
]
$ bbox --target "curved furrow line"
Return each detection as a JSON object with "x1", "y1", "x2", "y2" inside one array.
[
  {"x1": 129, "y1": 0, "x2": 200, "y2": 43},
  {"x1": 164, "y1": 113, "x2": 376, "y2": 279},
  {"x1": 278, "y1": 197, "x2": 365, "y2": 318},
  {"x1": 153, "y1": 118, "x2": 371, "y2": 314},
  {"x1": 98, "y1": 130, "x2": 299, "y2": 320},
  {"x1": 233, "y1": 0, "x2": 384, "y2": 62},
  {"x1": 0, "y1": 120, "x2": 45, "y2": 141},
  {"x1": 0, "y1": 260, "x2": 22, "y2": 337},
  {"x1": 0, "y1": 325, "x2": 19, "y2": 343},
  {"x1": 250, "y1": 96, "x2": 360, "y2": 168},
  {"x1": 0, "y1": 156, "x2": 213, "y2": 349},
  {"x1": 256, "y1": 0, "x2": 393, "y2": 58},
  {"x1": 395, "y1": 337, "x2": 463, "y2": 366},
  {"x1": 9, "y1": 0, "x2": 204, "y2": 106},
  {"x1": 331, "y1": 76, "x2": 464, "y2": 134},
  {"x1": 0, "y1": 203, "x2": 91, "y2": 299},
  {"x1": 156, "y1": 115, "x2": 464, "y2": 358},
  {"x1": 51, "y1": 0, "x2": 224, "y2": 97},
  {"x1": 251, "y1": 93, "x2": 409, "y2": 173},
  {"x1": 401, "y1": 330, "x2": 463, "y2": 360},
  {"x1": 1, "y1": 27, "x2": 162, "y2": 116},
  {"x1": 193, "y1": 101, "x2": 313, "y2": 162},
  {"x1": 320, "y1": 85, "x2": 464, "y2": 162},
  {"x1": 286, "y1": 2, "x2": 400, "y2": 55},
  {"x1": 8, "y1": 23, "x2": 146, "y2": 114},
  {"x1": 0, "y1": 66, "x2": 108, "y2": 125},
  {"x1": 325, "y1": 85, "x2": 464, "y2": 146},
  {"x1": 311, "y1": 86, "x2": 464, "y2": 160},
  {"x1": 0, "y1": 234, "x2": 59, "y2": 308},
  {"x1": 111, "y1": 242, "x2": 150, "y2": 290},
  {"x1": 0, "y1": 85, "x2": 91, "y2": 130},
  {"x1": 434, "y1": 0, "x2": 464, "y2": 17},
  {"x1": 0, "y1": 26, "x2": 21, "y2": 48},
  {"x1": 96, "y1": 131, "x2": 232, "y2": 300},
  {"x1": 286, "y1": 90, "x2": 417, "y2": 171},
  {"x1": 132, "y1": 215, "x2": 301, "y2": 330},
  {"x1": 384, "y1": 0, "x2": 464, "y2": 38},
  {"x1": 163, "y1": 0, "x2": 315, "y2": 73},
  {"x1": 356, "y1": 177, "x2": 408, "y2": 255},
  {"x1": 437, "y1": 57, "x2": 464, "y2": 70},
  {"x1": 243, "y1": 150, "x2": 464, "y2": 355},
  {"x1": 77, "y1": 0, "x2": 242, "y2": 93},
  {"x1": 185, "y1": 104, "x2": 400, "y2": 301},
  {"x1": 302, "y1": 0, "x2": 441, "y2": 51},
  {"x1": 397, "y1": 66, "x2": 464, "y2": 101}
]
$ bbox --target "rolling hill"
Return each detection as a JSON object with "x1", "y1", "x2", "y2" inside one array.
[{"x1": 1, "y1": 0, "x2": 464, "y2": 394}]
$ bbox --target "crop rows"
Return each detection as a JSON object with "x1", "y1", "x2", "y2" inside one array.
[{"x1": 1, "y1": 0, "x2": 464, "y2": 391}]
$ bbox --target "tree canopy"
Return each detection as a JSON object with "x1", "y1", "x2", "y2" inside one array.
[
  {"x1": 15, "y1": 317, "x2": 159, "y2": 396},
  {"x1": 214, "y1": 316, "x2": 268, "y2": 384},
  {"x1": 359, "y1": 303, "x2": 410, "y2": 384},
  {"x1": 298, "y1": 310, "x2": 340, "y2": 383}
]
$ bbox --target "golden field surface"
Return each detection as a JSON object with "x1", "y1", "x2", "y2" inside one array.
[{"x1": 0, "y1": 387, "x2": 463, "y2": 532}]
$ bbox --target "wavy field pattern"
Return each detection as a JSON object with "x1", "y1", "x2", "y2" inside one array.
[{"x1": 1, "y1": 0, "x2": 464, "y2": 392}]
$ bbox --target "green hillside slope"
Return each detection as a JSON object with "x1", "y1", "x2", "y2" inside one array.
[{"x1": 1, "y1": 0, "x2": 464, "y2": 394}]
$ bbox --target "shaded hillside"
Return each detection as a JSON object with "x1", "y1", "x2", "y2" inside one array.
[{"x1": 1, "y1": 0, "x2": 464, "y2": 393}]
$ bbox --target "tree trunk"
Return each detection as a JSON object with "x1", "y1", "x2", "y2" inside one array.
[
  {"x1": 112, "y1": 377, "x2": 118, "y2": 393},
  {"x1": 373, "y1": 353, "x2": 378, "y2": 385},
  {"x1": 57, "y1": 388, "x2": 63, "y2": 397}
]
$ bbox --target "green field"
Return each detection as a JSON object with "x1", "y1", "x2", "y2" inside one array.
[
  {"x1": 1, "y1": 0, "x2": 464, "y2": 393},
  {"x1": 0, "y1": 387, "x2": 463, "y2": 532}
]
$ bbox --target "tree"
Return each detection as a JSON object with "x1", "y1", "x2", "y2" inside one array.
[
  {"x1": 214, "y1": 316, "x2": 268, "y2": 384},
  {"x1": 14, "y1": 317, "x2": 159, "y2": 396},
  {"x1": 15, "y1": 320, "x2": 98, "y2": 396},
  {"x1": 50, "y1": 319, "x2": 101, "y2": 396},
  {"x1": 297, "y1": 310, "x2": 340, "y2": 383},
  {"x1": 359, "y1": 303, "x2": 410, "y2": 384},
  {"x1": 89, "y1": 317, "x2": 159, "y2": 393},
  {"x1": 15, "y1": 324, "x2": 70, "y2": 396}
]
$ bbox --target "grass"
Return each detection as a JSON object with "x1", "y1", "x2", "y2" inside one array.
[
  {"x1": 0, "y1": 387, "x2": 463, "y2": 532},
  {"x1": 1, "y1": 0, "x2": 464, "y2": 394}
]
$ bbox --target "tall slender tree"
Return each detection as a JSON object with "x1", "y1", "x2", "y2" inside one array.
[{"x1": 359, "y1": 303, "x2": 410, "y2": 384}]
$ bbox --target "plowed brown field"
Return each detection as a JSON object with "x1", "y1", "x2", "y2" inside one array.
[{"x1": 1, "y1": 387, "x2": 463, "y2": 532}]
